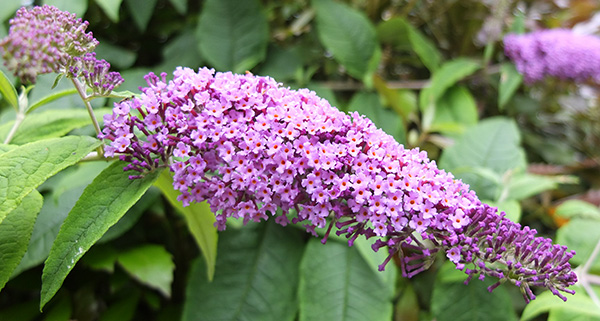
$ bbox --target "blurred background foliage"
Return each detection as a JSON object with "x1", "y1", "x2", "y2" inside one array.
[{"x1": 1, "y1": 0, "x2": 600, "y2": 320}]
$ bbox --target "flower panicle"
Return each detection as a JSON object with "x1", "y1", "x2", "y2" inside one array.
[
  {"x1": 504, "y1": 29, "x2": 600, "y2": 84},
  {"x1": 0, "y1": 5, "x2": 99, "y2": 83},
  {"x1": 100, "y1": 67, "x2": 578, "y2": 302}
]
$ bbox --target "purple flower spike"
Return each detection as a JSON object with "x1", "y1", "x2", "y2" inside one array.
[
  {"x1": 101, "y1": 67, "x2": 578, "y2": 302},
  {"x1": 0, "y1": 5, "x2": 98, "y2": 83},
  {"x1": 70, "y1": 53, "x2": 124, "y2": 96},
  {"x1": 504, "y1": 29, "x2": 600, "y2": 84}
]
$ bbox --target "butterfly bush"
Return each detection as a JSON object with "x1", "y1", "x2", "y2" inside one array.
[
  {"x1": 100, "y1": 67, "x2": 577, "y2": 302},
  {"x1": 0, "y1": 5, "x2": 123, "y2": 93},
  {"x1": 504, "y1": 29, "x2": 600, "y2": 84}
]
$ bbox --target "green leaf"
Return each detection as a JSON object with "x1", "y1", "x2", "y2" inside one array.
[
  {"x1": 182, "y1": 222, "x2": 304, "y2": 321},
  {"x1": 196, "y1": 0, "x2": 268, "y2": 73},
  {"x1": 521, "y1": 287, "x2": 600, "y2": 321},
  {"x1": 439, "y1": 117, "x2": 526, "y2": 200},
  {"x1": 505, "y1": 173, "x2": 559, "y2": 201},
  {"x1": 0, "y1": 190, "x2": 43, "y2": 291},
  {"x1": 313, "y1": 0, "x2": 379, "y2": 79},
  {"x1": 124, "y1": 0, "x2": 157, "y2": 32},
  {"x1": 556, "y1": 219, "x2": 600, "y2": 270},
  {"x1": 0, "y1": 136, "x2": 100, "y2": 225},
  {"x1": 0, "y1": 108, "x2": 111, "y2": 145},
  {"x1": 258, "y1": 45, "x2": 303, "y2": 82},
  {"x1": 353, "y1": 237, "x2": 397, "y2": 289},
  {"x1": 154, "y1": 170, "x2": 217, "y2": 281},
  {"x1": 554, "y1": 200, "x2": 600, "y2": 220},
  {"x1": 158, "y1": 30, "x2": 203, "y2": 73},
  {"x1": 0, "y1": 144, "x2": 16, "y2": 154},
  {"x1": 11, "y1": 185, "x2": 87, "y2": 277},
  {"x1": 43, "y1": 0, "x2": 88, "y2": 16},
  {"x1": 431, "y1": 85, "x2": 478, "y2": 136},
  {"x1": 431, "y1": 261, "x2": 518, "y2": 321},
  {"x1": 99, "y1": 289, "x2": 140, "y2": 321},
  {"x1": 117, "y1": 244, "x2": 174, "y2": 297},
  {"x1": 94, "y1": 42, "x2": 137, "y2": 70},
  {"x1": 485, "y1": 198, "x2": 521, "y2": 222},
  {"x1": 27, "y1": 88, "x2": 78, "y2": 114},
  {"x1": 420, "y1": 58, "x2": 480, "y2": 130},
  {"x1": 0, "y1": 69, "x2": 18, "y2": 110},
  {"x1": 299, "y1": 238, "x2": 394, "y2": 321},
  {"x1": 347, "y1": 91, "x2": 406, "y2": 145},
  {"x1": 373, "y1": 75, "x2": 417, "y2": 120},
  {"x1": 0, "y1": 0, "x2": 22, "y2": 23},
  {"x1": 168, "y1": 0, "x2": 187, "y2": 15},
  {"x1": 40, "y1": 162, "x2": 161, "y2": 310},
  {"x1": 376, "y1": 17, "x2": 441, "y2": 71},
  {"x1": 498, "y1": 63, "x2": 522, "y2": 110},
  {"x1": 95, "y1": 0, "x2": 124, "y2": 22}
]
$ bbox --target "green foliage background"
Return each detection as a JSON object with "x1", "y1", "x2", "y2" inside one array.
[{"x1": 0, "y1": 0, "x2": 600, "y2": 320}]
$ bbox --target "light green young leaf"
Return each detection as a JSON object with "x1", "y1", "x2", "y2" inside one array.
[
  {"x1": 154, "y1": 170, "x2": 217, "y2": 281},
  {"x1": 0, "y1": 69, "x2": 18, "y2": 110},
  {"x1": 556, "y1": 219, "x2": 600, "y2": 269},
  {"x1": 95, "y1": 0, "x2": 124, "y2": 23},
  {"x1": 117, "y1": 244, "x2": 174, "y2": 297},
  {"x1": 40, "y1": 162, "x2": 161, "y2": 310},
  {"x1": 0, "y1": 136, "x2": 100, "y2": 225},
  {"x1": 299, "y1": 239, "x2": 394, "y2": 321},
  {"x1": 431, "y1": 261, "x2": 518, "y2": 321},
  {"x1": 27, "y1": 88, "x2": 78, "y2": 114},
  {"x1": 124, "y1": 0, "x2": 157, "y2": 32},
  {"x1": 505, "y1": 172, "x2": 559, "y2": 201},
  {"x1": 313, "y1": 0, "x2": 379, "y2": 80},
  {"x1": 420, "y1": 58, "x2": 480, "y2": 130},
  {"x1": 376, "y1": 17, "x2": 441, "y2": 71},
  {"x1": 555, "y1": 200, "x2": 600, "y2": 220},
  {"x1": 196, "y1": 0, "x2": 268, "y2": 73},
  {"x1": 430, "y1": 85, "x2": 478, "y2": 136},
  {"x1": 182, "y1": 222, "x2": 304, "y2": 321},
  {"x1": 439, "y1": 117, "x2": 526, "y2": 200},
  {"x1": 43, "y1": 0, "x2": 88, "y2": 16},
  {"x1": 0, "y1": 108, "x2": 111, "y2": 145},
  {"x1": 168, "y1": 0, "x2": 187, "y2": 15},
  {"x1": 498, "y1": 63, "x2": 522, "y2": 110},
  {"x1": 521, "y1": 287, "x2": 600, "y2": 321},
  {"x1": 0, "y1": 190, "x2": 43, "y2": 292},
  {"x1": 347, "y1": 91, "x2": 406, "y2": 144}
]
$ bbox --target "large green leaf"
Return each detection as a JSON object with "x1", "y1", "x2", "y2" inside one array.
[
  {"x1": 27, "y1": 88, "x2": 78, "y2": 114},
  {"x1": 420, "y1": 58, "x2": 480, "y2": 130},
  {"x1": 376, "y1": 17, "x2": 441, "y2": 72},
  {"x1": 117, "y1": 244, "x2": 174, "y2": 297},
  {"x1": 0, "y1": 136, "x2": 100, "y2": 225},
  {"x1": 0, "y1": 190, "x2": 43, "y2": 291},
  {"x1": 431, "y1": 261, "x2": 518, "y2": 321},
  {"x1": 124, "y1": 0, "x2": 157, "y2": 32},
  {"x1": 158, "y1": 30, "x2": 204, "y2": 73},
  {"x1": 556, "y1": 219, "x2": 600, "y2": 270},
  {"x1": 0, "y1": 108, "x2": 111, "y2": 145},
  {"x1": 505, "y1": 172, "x2": 559, "y2": 201},
  {"x1": 43, "y1": 0, "x2": 88, "y2": 17},
  {"x1": 313, "y1": 0, "x2": 379, "y2": 80},
  {"x1": 439, "y1": 117, "x2": 526, "y2": 200},
  {"x1": 182, "y1": 222, "x2": 304, "y2": 321},
  {"x1": 347, "y1": 91, "x2": 406, "y2": 145},
  {"x1": 196, "y1": 0, "x2": 268, "y2": 73},
  {"x1": 554, "y1": 200, "x2": 600, "y2": 220},
  {"x1": 154, "y1": 170, "x2": 217, "y2": 281},
  {"x1": 430, "y1": 85, "x2": 478, "y2": 136},
  {"x1": 521, "y1": 287, "x2": 600, "y2": 321},
  {"x1": 95, "y1": 0, "x2": 124, "y2": 23},
  {"x1": 298, "y1": 238, "x2": 394, "y2": 321},
  {"x1": 0, "y1": 69, "x2": 18, "y2": 110},
  {"x1": 40, "y1": 162, "x2": 162, "y2": 310},
  {"x1": 498, "y1": 63, "x2": 522, "y2": 110}
]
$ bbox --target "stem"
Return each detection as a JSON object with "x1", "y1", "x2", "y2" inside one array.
[
  {"x1": 3, "y1": 110, "x2": 24, "y2": 144},
  {"x1": 71, "y1": 77, "x2": 104, "y2": 156},
  {"x1": 4, "y1": 88, "x2": 28, "y2": 144}
]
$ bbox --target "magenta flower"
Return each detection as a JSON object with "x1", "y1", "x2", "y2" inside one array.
[
  {"x1": 504, "y1": 29, "x2": 600, "y2": 84},
  {"x1": 0, "y1": 5, "x2": 98, "y2": 83},
  {"x1": 100, "y1": 67, "x2": 577, "y2": 303}
]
